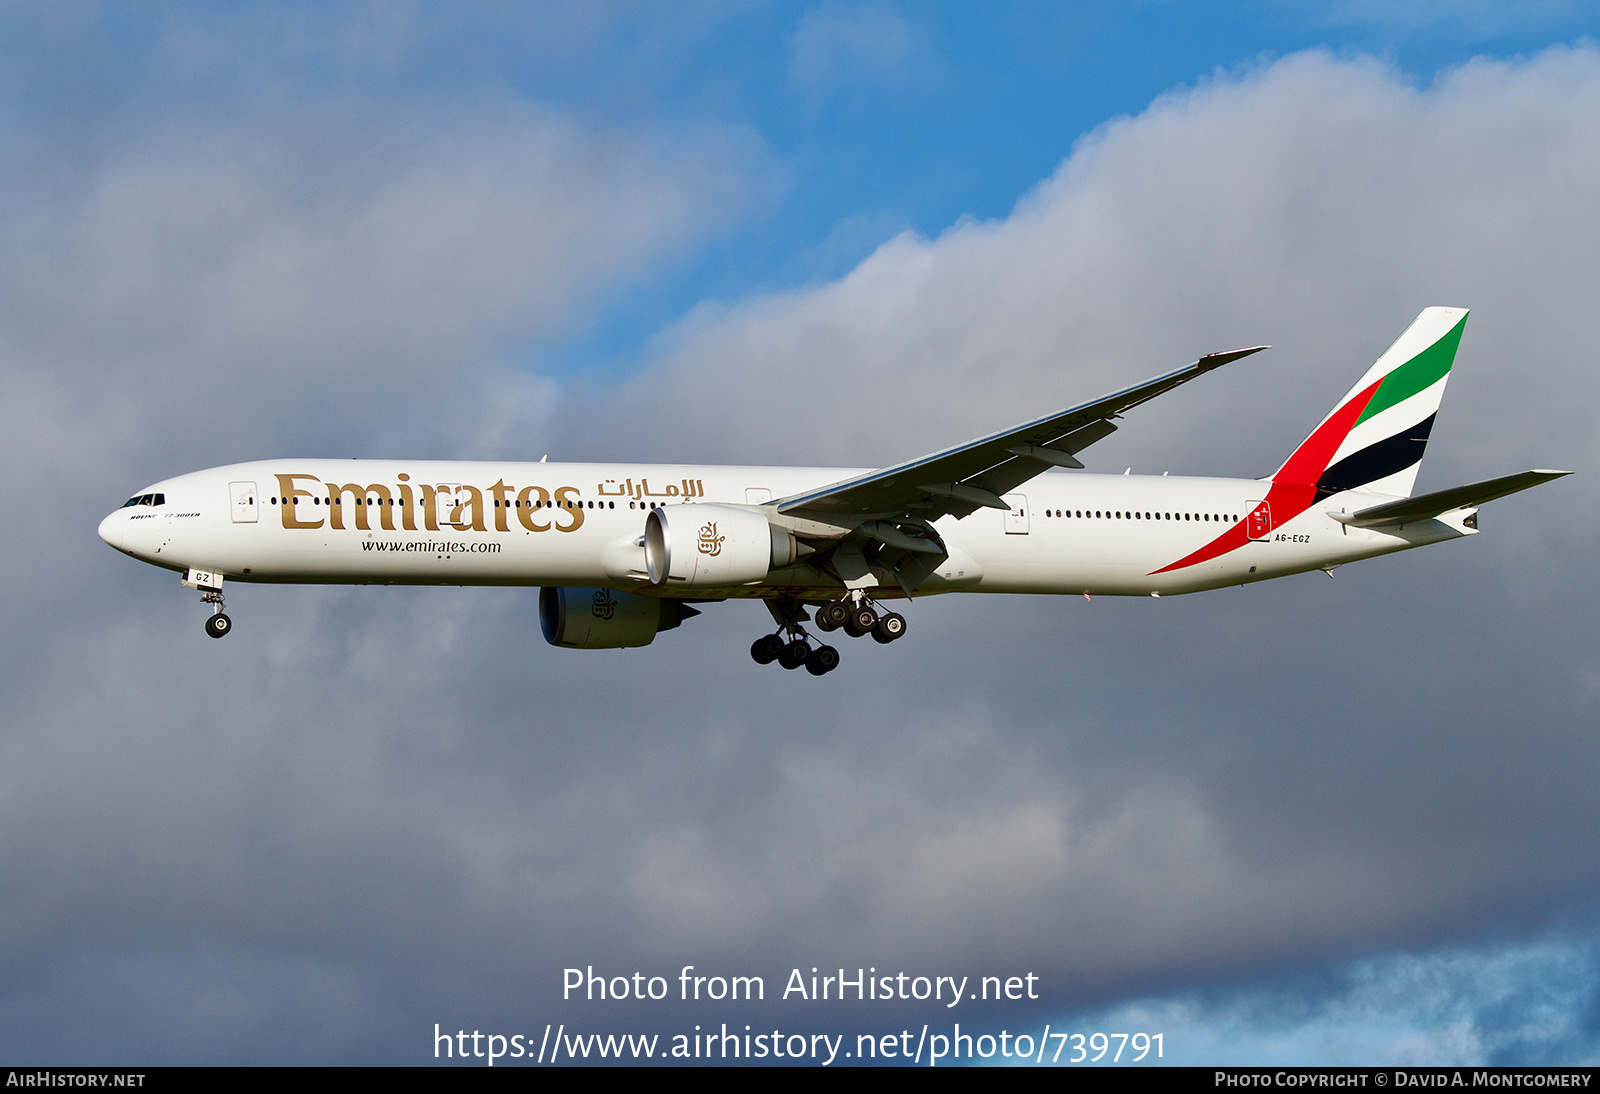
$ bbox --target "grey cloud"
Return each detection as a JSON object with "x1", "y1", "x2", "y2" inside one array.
[
  {"x1": 0, "y1": 103, "x2": 761, "y2": 468},
  {"x1": 4, "y1": 47, "x2": 1600, "y2": 1061},
  {"x1": 0, "y1": 91, "x2": 766, "y2": 688}
]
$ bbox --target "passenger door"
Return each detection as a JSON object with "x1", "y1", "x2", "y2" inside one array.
[
  {"x1": 435, "y1": 484, "x2": 467, "y2": 529},
  {"x1": 1247, "y1": 500, "x2": 1271, "y2": 540},
  {"x1": 229, "y1": 481, "x2": 258, "y2": 523},
  {"x1": 1003, "y1": 493, "x2": 1029, "y2": 534}
]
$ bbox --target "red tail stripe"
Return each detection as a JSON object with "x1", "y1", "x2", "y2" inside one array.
[
  {"x1": 1150, "y1": 479, "x2": 1319, "y2": 575},
  {"x1": 1152, "y1": 520, "x2": 1251, "y2": 574},
  {"x1": 1275, "y1": 379, "x2": 1380, "y2": 486},
  {"x1": 1150, "y1": 384, "x2": 1377, "y2": 576}
]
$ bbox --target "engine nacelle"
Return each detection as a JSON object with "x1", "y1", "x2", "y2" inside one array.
[
  {"x1": 644, "y1": 504, "x2": 798, "y2": 587},
  {"x1": 539, "y1": 587, "x2": 698, "y2": 649}
]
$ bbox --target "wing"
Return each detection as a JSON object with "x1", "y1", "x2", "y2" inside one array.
[{"x1": 776, "y1": 346, "x2": 1270, "y2": 526}]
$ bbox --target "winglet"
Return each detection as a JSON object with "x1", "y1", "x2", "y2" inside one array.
[{"x1": 1197, "y1": 345, "x2": 1270, "y2": 373}]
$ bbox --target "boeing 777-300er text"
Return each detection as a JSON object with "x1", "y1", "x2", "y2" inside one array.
[{"x1": 100, "y1": 307, "x2": 1567, "y2": 676}]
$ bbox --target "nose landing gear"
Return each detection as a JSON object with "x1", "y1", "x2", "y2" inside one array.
[
  {"x1": 201, "y1": 591, "x2": 231, "y2": 639},
  {"x1": 184, "y1": 569, "x2": 233, "y2": 639}
]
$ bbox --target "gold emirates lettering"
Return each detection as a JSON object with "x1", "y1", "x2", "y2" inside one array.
[
  {"x1": 697, "y1": 520, "x2": 725, "y2": 556},
  {"x1": 273, "y1": 474, "x2": 587, "y2": 533}
]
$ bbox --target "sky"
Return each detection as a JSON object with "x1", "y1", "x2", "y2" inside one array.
[{"x1": 1, "y1": 0, "x2": 1598, "y2": 1067}]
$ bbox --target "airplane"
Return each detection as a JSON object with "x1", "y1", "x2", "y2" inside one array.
[{"x1": 99, "y1": 307, "x2": 1567, "y2": 676}]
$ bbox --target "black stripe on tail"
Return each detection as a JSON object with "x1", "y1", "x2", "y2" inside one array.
[{"x1": 1314, "y1": 414, "x2": 1436, "y2": 499}]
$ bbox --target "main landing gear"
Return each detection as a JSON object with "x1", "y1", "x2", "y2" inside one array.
[
  {"x1": 813, "y1": 599, "x2": 906, "y2": 644},
  {"x1": 749, "y1": 595, "x2": 907, "y2": 676},
  {"x1": 749, "y1": 631, "x2": 839, "y2": 675}
]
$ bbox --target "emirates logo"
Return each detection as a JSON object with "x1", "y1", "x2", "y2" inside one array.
[
  {"x1": 590, "y1": 589, "x2": 618, "y2": 619},
  {"x1": 698, "y1": 521, "x2": 725, "y2": 556}
]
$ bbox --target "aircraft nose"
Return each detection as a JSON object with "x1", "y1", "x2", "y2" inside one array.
[{"x1": 98, "y1": 510, "x2": 124, "y2": 551}]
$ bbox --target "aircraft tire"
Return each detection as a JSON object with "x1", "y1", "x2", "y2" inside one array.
[
  {"x1": 751, "y1": 634, "x2": 784, "y2": 665},
  {"x1": 872, "y1": 613, "x2": 906, "y2": 643},
  {"x1": 844, "y1": 606, "x2": 877, "y2": 638},
  {"x1": 817, "y1": 602, "x2": 849, "y2": 631},
  {"x1": 205, "y1": 613, "x2": 232, "y2": 639},
  {"x1": 778, "y1": 639, "x2": 811, "y2": 670},
  {"x1": 805, "y1": 644, "x2": 840, "y2": 676}
]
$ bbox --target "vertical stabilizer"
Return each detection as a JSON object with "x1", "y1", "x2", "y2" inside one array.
[{"x1": 1273, "y1": 307, "x2": 1467, "y2": 499}]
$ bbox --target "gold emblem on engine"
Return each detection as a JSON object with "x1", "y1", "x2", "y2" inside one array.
[
  {"x1": 591, "y1": 589, "x2": 618, "y2": 619},
  {"x1": 698, "y1": 521, "x2": 724, "y2": 556}
]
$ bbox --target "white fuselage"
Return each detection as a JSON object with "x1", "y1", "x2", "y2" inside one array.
[{"x1": 98, "y1": 459, "x2": 1471, "y2": 600}]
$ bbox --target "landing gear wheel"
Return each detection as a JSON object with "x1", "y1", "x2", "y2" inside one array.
[
  {"x1": 778, "y1": 639, "x2": 811, "y2": 670},
  {"x1": 751, "y1": 634, "x2": 785, "y2": 665},
  {"x1": 805, "y1": 644, "x2": 840, "y2": 676},
  {"x1": 816, "y1": 602, "x2": 849, "y2": 632},
  {"x1": 204, "y1": 613, "x2": 232, "y2": 639},
  {"x1": 843, "y1": 606, "x2": 878, "y2": 638},
  {"x1": 872, "y1": 612, "x2": 906, "y2": 644}
]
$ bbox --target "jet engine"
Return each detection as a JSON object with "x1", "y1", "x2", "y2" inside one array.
[
  {"x1": 539, "y1": 587, "x2": 699, "y2": 649},
  {"x1": 644, "y1": 504, "x2": 801, "y2": 587}
]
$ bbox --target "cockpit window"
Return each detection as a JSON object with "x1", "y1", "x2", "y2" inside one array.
[{"x1": 120, "y1": 493, "x2": 163, "y2": 508}]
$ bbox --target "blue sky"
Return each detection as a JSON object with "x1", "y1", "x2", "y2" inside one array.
[
  {"x1": 2, "y1": 1, "x2": 1599, "y2": 1066},
  {"x1": 1055, "y1": 925, "x2": 1600, "y2": 1066}
]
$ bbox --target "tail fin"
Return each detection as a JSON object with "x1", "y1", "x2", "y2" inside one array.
[{"x1": 1273, "y1": 307, "x2": 1468, "y2": 499}]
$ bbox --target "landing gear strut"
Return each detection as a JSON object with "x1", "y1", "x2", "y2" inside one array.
[{"x1": 833, "y1": 592, "x2": 906, "y2": 645}]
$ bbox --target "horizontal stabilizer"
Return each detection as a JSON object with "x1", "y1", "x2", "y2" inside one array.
[{"x1": 1337, "y1": 470, "x2": 1570, "y2": 527}]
